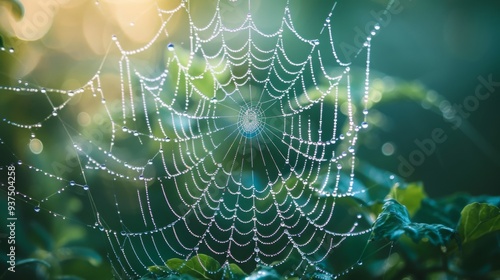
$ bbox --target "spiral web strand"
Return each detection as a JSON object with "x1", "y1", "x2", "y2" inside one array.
[{"x1": 0, "y1": 0, "x2": 390, "y2": 278}]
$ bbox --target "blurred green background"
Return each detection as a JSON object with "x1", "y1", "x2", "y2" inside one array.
[{"x1": 364, "y1": 0, "x2": 500, "y2": 197}]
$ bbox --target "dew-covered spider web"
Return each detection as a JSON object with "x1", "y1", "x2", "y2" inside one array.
[{"x1": 0, "y1": 0, "x2": 395, "y2": 278}]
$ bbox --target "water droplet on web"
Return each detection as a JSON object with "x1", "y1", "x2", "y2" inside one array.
[
  {"x1": 167, "y1": 43, "x2": 175, "y2": 51},
  {"x1": 337, "y1": 164, "x2": 342, "y2": 170},
  {"x1": 112, "y1": 35, "x2": 117, "y2": 41},
  {"x1": 17, "y1": 160, "x2": 22, "y2": 165},
  {"x1": 339, "y1": 134, "x2": 345, "y2": 140},
  {"x1": 9, "y1": 48, "x2": 14, "y2": 53},
  {"x1": 348, "y1": 146, "x2": 355, "y2": 153},
  {"x1": 357, "y1": 261, "x2": 363, "y2": 266},
  {"x1": 357, "y1": 214, "x2": 362, "y2": 219},
  {"x1": 34, "y1": 206, "x2": 40, "y2": 212},
  {"x1": 374, "y1": 24, "x2": 380, "y2": 30},
  {"x1": 361, "y1": 122, "x2": 368, "y2": 129},
  {"x1": 69, "y1": 180, "x2": 75, "y2": 186},
  {"x1": 83, "y1": 185, "x2": 89, "y2": 191}
]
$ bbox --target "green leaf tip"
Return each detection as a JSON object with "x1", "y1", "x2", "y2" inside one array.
[
  {"x1": 1, "y1": 0, "x2": 25, "y2": 19},
  {"x1": 458, "y1": 202, "x2": 500, "y2": 244},
  {"x1": 372, "y1": 199, "x2": 456, "y2": 246}
]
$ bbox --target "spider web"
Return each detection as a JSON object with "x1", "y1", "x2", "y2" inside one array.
[{"x1": 0, "y1": 0, "x2": 393, "y2": 278}]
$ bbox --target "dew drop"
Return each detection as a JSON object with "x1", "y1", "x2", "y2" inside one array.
[
  {"x1": 337, "y1": 164, "x2": 342, "y2": 170},
  {"x1": 361, "y1": 122, "x2": 368, "y2": 129},
  {"x1": 83, "y1": 185, "x2": 89, "y2": 191},
  {"x1": 357, "y1": 214, "x2": 362, "y2": 219},
  {"x1": 167, "y1": 43, "x2": 175, "y2": 51},
  {"x1": 34, "y1": 206, "x2": 40, "y2": 212},
  {"x1": 17, "y1": 160, "x2": 22, "y2": 165},
  {"x1": 348, "y1": 146, "x2": 355, "y2": 153},
  {"x1": 9, "y1": 48, "x2": 14, "y2": 53},
  {"x1": 69, "y1": 180, "x2": 75, "y2": 186}
]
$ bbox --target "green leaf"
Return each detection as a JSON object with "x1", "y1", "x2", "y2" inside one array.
[
  {"x1": 16, "y1": 258, "x2": 51, "y2": 268},
  {"x1": 226, "y1": 263, "x2": 247, "y2": 279},
  {"x1": 148, "y1": 265, "x2": 171, "y2": 275},
  {"x1": 458, "y1": 203, "x2": 500, "y2": 244},
  {"x1": 372, "y1": 199, "x2": 455, "y2": 246},
  {"x1": 388, "y1": 182, "x2": 426, "y2": 217},
  {"x1": 1, "y1": 0, "x2": 24, "y2": 19},
  {"x1": 166, "y1": 258, "x2": 185, "y2": 271},
  {"x1": 178, "y1": 254, "x2": 222, "y2": 279}
]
